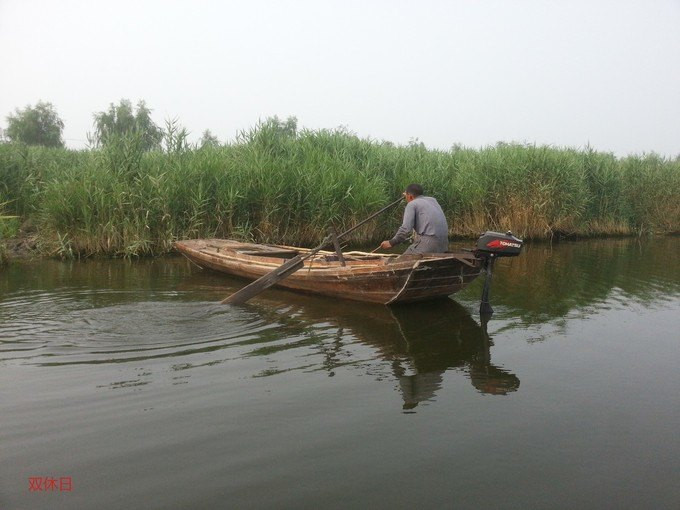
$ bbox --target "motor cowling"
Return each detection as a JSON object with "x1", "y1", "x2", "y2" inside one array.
[{"x1": 475, "y1": 231, "x2": 523, "y2": 257}]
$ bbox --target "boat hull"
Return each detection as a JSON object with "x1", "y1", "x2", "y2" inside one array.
[{"x1": 174, "y1": 239, "x2": 483, "y2": 304}]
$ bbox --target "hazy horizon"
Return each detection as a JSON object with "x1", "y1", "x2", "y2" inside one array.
[{"x1": 1, "y1": 0, "x2": 678, "y2": 157}]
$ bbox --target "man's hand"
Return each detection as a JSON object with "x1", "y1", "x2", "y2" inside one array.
[{"x1": 380, "y1": 240, "x2": 392, "y2": 250}]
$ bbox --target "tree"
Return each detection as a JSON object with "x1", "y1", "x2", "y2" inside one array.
[
  {"x1": 239, "y1": 116, "x2": 298, "y2": 146},
  {"x1": 199, "y1": 129, "x2": 220, "y2": 148},
  {"x1": 266, "y1": 115, "x2": 297, "y2": 138},
  {"x1": 5, "y1": 101, "x2": 64, "y2": 147},
  {"x1": 91, "y1": 99, "x2": 163, "y2": 151}
]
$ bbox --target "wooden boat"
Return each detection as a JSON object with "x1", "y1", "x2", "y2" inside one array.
[{"x1": 174, "y1": 239, "x2": 483, "y2": 304}]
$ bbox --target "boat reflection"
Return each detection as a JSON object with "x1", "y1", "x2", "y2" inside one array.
[
  {"x1": 387, "y1": 302, "x2": 519, "y2": 407},
  {"x1": 248, "y1": 293, "x2": 520, "y2": 409}
]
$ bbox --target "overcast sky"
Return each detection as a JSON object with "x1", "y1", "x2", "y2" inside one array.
[{"x1": 1, "y1": 0, "x2": 678, "y2": 156}]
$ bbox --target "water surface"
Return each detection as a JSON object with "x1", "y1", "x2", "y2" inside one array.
[{"x1": 1, "y1": 238, "x2": 679, "y2": 509}]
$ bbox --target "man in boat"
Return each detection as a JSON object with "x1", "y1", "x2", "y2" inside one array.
[{"x1": 380, "y1": 183, "x2": 449, "y2": 254}]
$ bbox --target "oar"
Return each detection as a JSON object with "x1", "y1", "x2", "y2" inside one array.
[{"x1": 221, "y1": 197, "x2": 403, "y2": 305}]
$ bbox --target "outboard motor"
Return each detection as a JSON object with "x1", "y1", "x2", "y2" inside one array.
[
  {"x1": 475, "y1": 231, "x2": 523, "y2": 257},
  {"x1": 474, "y1": 231, "x2": 523, "y2": 315}
]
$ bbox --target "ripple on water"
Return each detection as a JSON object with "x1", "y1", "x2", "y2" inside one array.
[{"x1": 0, "y1": 288, "x2": 283, "y2": 366}]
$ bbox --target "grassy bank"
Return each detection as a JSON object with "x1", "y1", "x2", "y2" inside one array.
[{"x1": 1, "y1": 120, "x2": 678, "y2": 257}]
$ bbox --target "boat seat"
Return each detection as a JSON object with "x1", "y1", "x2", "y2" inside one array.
[{"x1": 238, "y1": 249, "x2": 299, "y2": 258}]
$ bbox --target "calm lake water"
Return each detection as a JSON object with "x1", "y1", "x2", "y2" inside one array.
[{"x1": 1, "y1": 238, "x2": 679, "y2": 509}]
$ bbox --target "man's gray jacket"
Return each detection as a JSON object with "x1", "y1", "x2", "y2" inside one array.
[{"x1": 389, "y1": 196, "x2": 449, "y2": 252}]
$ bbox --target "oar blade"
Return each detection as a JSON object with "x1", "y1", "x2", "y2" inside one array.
[{"x1": 221, "y1": 256, "x2": 305, "y2": 305}]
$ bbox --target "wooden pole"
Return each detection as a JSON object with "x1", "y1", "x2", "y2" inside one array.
[{"x1": 330, "y1": 227, "x2": 346, "y2": 266}]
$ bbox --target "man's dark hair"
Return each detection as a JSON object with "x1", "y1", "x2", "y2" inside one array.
[{"x1": 405, "y1": 183, "x2": 424, "y2": 196}]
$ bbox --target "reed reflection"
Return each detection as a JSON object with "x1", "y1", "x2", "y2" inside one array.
[{"x1": 484, "y1": 237, "x2": 680, "y2": 323}]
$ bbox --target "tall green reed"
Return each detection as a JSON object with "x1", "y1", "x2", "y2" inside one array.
[{"x1": 0, "y1": 120, "x2": 677, "y2": 258}]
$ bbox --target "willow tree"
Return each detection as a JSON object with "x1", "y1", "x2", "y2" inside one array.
[
  {"x1": 199, "y1": 129, "x2": 220, "y2": 148},
  {"x1": 91, "y1": 99, "x2": 163, "y2": 151},
  {"x1": 5, "y1": 101, "x2": 64, "y2": 148}
]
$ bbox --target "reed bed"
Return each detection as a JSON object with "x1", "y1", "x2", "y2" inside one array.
[{"x1": 0, "y1": 120, "x2": 678, "y2": 257}]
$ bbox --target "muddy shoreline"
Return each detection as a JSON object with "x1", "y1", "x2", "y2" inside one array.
[{"x1": 1, "y1": 235, "x2": 40, "y2": 261}]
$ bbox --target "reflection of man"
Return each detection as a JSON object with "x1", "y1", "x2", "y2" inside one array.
[
  {"x1": 380, "y1": 183, "x2": 449, "y2": 254},
  {"x1": 392, "y1": 361, "x2": 444, "y2": 410},
  {"x1": 399, "y1": 373, "x2": 444, "y2": 410}
]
